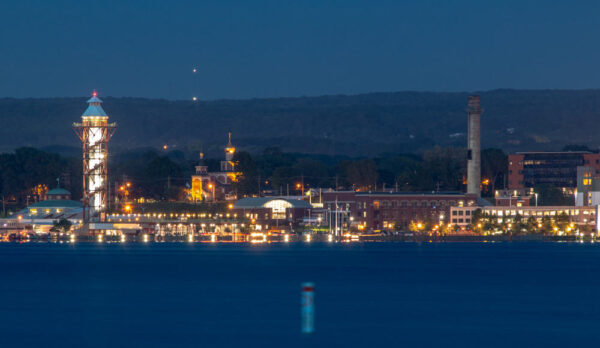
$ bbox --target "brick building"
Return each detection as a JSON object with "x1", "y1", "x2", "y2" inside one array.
[{"x1": 322, "y1": 191, "x2": 480, "y2": 231}]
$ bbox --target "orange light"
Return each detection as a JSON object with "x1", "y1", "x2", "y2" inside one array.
[
  {"x1": 126, "y1": 182, "x2": 131, "y2": 187},
  {"x1": 163, "y1": 144, "x2": 168, "y2": 150},
  {"x1": 228, "y1": 204, "x2": 233, "y2": 209},
  {"x1": 119, "y1": 186, "x2": 125, "y2": 191}
]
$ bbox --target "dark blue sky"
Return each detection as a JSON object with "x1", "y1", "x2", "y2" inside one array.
[{"x1": 2, "y1": 0, "x2": 600, "y2": 100}]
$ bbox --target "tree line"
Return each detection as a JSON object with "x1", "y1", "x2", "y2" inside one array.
[{"x1": 0, "y1": 145, "x2": 577, "y2": 215}]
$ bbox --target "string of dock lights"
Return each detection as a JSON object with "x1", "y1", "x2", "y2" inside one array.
[{"x1": 108, "y1": 212, "x2": 238, "y2": 219}]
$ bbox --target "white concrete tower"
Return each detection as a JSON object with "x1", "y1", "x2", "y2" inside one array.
[{"x1": 467, "y1": 95, "x2": 482, "y2": 196}]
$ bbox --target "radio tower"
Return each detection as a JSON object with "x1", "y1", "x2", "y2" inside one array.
[{"x1": 73, "y1": 91, "x2": 117, "y2": 222}]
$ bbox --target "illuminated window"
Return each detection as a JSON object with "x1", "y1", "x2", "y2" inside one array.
[{"x1": 264, "y1": 199, "x2": 292, "y2": 220}]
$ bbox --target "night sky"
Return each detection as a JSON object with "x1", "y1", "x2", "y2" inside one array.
[{"x1": 2, "y1": 0, "x2": 600, "y2": 100}]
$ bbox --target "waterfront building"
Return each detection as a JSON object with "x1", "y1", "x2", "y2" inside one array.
[
  {"x1": 450, "y1": 205, "x2": 597, "y2": 230},
  {"x1": 508, "y1": 151, "x2": 600, "y2": 192},
  {"x1": 233, "y1": 196, "x2": 313, "y2": 228},
  {"x1": 190, "y1": 133, "x2": 240, "y2": 202},
  {"x1": 321, "y1": 190, "x2": 484, "y2": 231},
  {"x1": 0, "y1": 187, "x2": 83, "y2": 235}
]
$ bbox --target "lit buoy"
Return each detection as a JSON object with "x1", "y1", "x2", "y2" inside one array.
[{"x1": 301, "y1": 283, "x2": 315, "y2": 333}]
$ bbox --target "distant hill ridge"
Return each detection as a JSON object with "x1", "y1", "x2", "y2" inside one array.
[{"x1": 1, "y1": 89, "x2": 599, "y2": 156}]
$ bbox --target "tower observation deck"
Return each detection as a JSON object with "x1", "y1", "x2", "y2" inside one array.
[{"x1": 73, "y1": 91, "x2": 116, "y2": 222}]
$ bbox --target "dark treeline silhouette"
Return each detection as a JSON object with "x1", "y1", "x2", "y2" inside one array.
[
  {"x1": 3, "y1": 90, "x2": 600, "y2": 156},
  {"x1": 1, "y1": 146, "x2": 518, "y2": 213}
]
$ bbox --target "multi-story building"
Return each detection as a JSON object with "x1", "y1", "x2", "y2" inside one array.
[
  {"x1": 508, "y1": 152, "x2": 600, "y2": 192},
  {"x1": 450, "y1": 205, "x2": 598, "y2": 230},
  {"x1": 190, "y1": 133, "x2": 240, "y2": 202},
  {"x1": 321, "y1": 191, "x2": 481, "y2": 231},
  {"x1": 575, "y1": 166, "x2": 600, "y2": 206}
]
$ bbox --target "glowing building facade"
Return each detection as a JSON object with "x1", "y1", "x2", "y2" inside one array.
[{"x1": 73, "y1": 92, "x2": 116, "y2": 221}]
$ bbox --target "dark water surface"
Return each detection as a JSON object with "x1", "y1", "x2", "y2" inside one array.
[{"x1": 1, "y1": 242, "x2": 599, "y2": 347}]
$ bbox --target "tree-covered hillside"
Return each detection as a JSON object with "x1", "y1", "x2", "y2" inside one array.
[{"x1": 1, "y1": 89, "x2": 599, "y2": 156}]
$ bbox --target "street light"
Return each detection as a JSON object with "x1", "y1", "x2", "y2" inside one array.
[{"x1": 208, "y1": 183, "x2": 215, "y2": 202}]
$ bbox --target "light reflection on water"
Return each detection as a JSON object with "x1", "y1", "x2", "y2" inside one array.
[{"x1": 0, "y1": 242, "x2": 599, "y2": 347}]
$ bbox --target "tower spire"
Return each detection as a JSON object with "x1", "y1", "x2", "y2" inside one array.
[{"x1": 224, "y1": 132, "x2": 235, "y2": 161}]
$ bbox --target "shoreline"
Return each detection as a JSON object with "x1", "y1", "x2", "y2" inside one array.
[{"x1": 1, "y1": 234, "x2": 593, "y2": 243}]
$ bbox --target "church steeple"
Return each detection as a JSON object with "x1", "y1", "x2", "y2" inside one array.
[{"x1": 225, "y1": 132, "x2": 235, "y2": 161}]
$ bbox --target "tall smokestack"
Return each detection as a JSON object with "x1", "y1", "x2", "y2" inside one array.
[{"x1": 467, "y1": 95, "x2": 482, "y2": 196}]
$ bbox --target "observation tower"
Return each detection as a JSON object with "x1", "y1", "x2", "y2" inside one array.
[{"x1": 73, "y1": 91, "x2": 117, "y2": 222}]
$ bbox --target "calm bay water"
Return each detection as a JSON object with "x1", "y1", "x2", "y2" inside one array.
[{"x1": 1, "y1": 242, "x2": 599, "y2": 347}]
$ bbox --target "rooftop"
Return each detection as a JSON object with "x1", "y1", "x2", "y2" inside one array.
[
  {"x1": 82, "y1": 92, "x2": 108, "y2": 117},
  {"x1": 356, "y1": 191, "x2": 465, "y2": 196},
  {"x1": 515, "y1": 151, "x2": 593, "y2": 155},
  {"x1": 234, "y1": 197, "x2": 312, "y2": 209},
  {"x1": 47, "y1": 188, "x2": 70, "y2": 195},
  {"x1": 324, "y1": 190, "x2": 468, "y2": 196},
  {"x1": 28, "y1": 200, "x2": 82, "y2": 209}
]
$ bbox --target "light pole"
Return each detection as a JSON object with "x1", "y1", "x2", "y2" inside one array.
[
  {"x1": 208, "y1": 183, "x2": 215, "y2": 202},
  {"x1": 535, "y1": 193, "x2": 538, "y2": 207}
]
